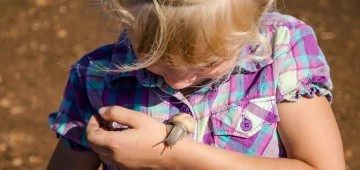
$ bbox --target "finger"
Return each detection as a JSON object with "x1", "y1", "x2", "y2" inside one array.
[
  {"x1": 86, "y1": 115, "x2": 115, "y2": 149},
  {"x1": 86, "y1": 115, "x2": 101, "y2": 135},
  {"x1": 98, "y1": 106, "x2": 150, "y2": 128},
  {"x1": 98, "y1": 155, "x2": 123, "y2": 169}
]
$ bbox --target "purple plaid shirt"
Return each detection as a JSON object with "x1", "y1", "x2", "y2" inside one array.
[{"x1": 49, "y1": 12, "x2": 332, "y2": 169}]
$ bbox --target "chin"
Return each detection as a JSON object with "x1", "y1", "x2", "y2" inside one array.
[
  {"x1": 164, "y1": 78, "x2": 197, "y2": 90},
  {"x1": 167, "y1": 82, "x2": 193, "y2": 90},
  {"x1": 169, "y1": 84, "x2": 189, "y2": 90}
]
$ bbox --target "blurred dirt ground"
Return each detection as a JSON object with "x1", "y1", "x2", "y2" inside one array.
[{"x1": 0, "y1": 0, "x2": 359, "y2": 169}]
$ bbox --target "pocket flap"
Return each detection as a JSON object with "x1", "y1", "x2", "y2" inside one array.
[{"x1": 211, "y1": 96, "x2": 278, "y2": 138}]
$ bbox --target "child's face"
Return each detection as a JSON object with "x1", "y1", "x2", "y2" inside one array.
[
  {"x1": 129, "y1": 33, "x2": 237, "y2": 90},
  {"x1": 145, "y1": 57, "x2": 237, "y2": 90}
]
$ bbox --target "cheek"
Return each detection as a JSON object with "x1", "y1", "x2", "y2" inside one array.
[
  {"x1": 145, "y1": 65, "x2": 165, "y2": 77},
  {"x1": 202, "y1": 67, "x2": 229, "y2": 79}
]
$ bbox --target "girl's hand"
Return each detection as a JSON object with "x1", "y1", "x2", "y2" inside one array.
[
  {"x1": 86, "y1": 106, "x2": 176, "y2": 169},
  {"x1": 85, "y1": 97, "x2": 345, "y2": 170}
]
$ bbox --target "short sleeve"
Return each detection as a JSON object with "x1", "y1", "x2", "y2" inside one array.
[
  {"x1": 274, "y1": 23, "x2": 333, "y2": 103},
  {"x1": 48, "y1": 62, "x2": 96, "y2": 151}
]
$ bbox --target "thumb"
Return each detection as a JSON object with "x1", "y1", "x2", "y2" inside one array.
[
  {"x1": 86, "y1": 115, "x2": 113, "y2": 148},
  {"x1": 98, "y1": 106, "x2": 148, "y2": 128}
]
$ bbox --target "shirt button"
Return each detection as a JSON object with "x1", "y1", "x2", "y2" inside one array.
[
  {"x1": 180, "y1": 105, "x2": 190, "y2": 113},
  {"x1": 240, "y1": 118, "x2": 252, "y2": 132},
  {"x1": 265, "y1": 113, "x2": 277, "y2": 122}
]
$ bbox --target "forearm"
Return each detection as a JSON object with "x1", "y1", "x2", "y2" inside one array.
[
  {"x1": 171, "y1": 138, "x2": 314, "y2": 170},
  {"x1": 169, "y1": 97, "x2": 345, "y2": 170},
  {"x1": 47, "y1": 139, "x2": 101, "y2": 170}
]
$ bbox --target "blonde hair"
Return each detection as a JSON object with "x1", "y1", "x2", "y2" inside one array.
[{"x1": 97, "y1": 0, "x2": 275, "y2": 73}]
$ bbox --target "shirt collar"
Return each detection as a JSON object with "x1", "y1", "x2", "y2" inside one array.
[
  {"x1": 105, "y1": 31, "x2": 159, "y2": 89},
  {"x1": 238, "y1": 47, "x2": 273, "y2": 73},
  {"x1": 237, "y1": 26, "x2": 274, "y2": 73}
]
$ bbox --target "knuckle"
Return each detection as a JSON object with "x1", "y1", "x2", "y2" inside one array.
[
  {"x1": 107, "y1": 136, "x2": 118, "y2": 150},
  {"x1": 86, "y1": 130, "x2": 97, "y2": 145},
  {"x1": 87, "y1": 137, "x2": 93, "y2": 145},
  {"x1": 124, "y1": 113, "x2": 136, "y2": 125},
  {"x1": 106, "y1": 106, "x2": 120, "y2": 119}
]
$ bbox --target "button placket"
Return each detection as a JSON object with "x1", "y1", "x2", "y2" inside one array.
[{"x1": 180, "y1": 105, "x2": 190, "y2": 113}]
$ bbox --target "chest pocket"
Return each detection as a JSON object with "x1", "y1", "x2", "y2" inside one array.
[{"x1": 210, "y1": 96, "x2": 279, "y2": 155}]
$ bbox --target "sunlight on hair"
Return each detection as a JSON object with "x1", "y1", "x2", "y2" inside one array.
[{"x1": 89, "y1": 0, "x2": 275, "y2": 89}]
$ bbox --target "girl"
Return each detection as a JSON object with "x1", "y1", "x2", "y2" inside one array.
[{"x1": 47, "y1": 0, "x2": 345, "y2": 169}]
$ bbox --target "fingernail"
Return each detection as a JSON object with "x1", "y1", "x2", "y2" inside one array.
[{"x1": 98, "y1": 107, "x2": 107, "y2": 115}]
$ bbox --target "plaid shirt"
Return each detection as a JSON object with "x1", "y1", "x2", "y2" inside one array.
[{"x1": 49, "y1": 12, "x2": 332, "y2": 169}]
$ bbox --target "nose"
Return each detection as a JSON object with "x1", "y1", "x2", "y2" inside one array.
[
  {"x1": 175, "y1": 71, "x2": 198, "y2": 84},
  {"x1": 164, "y1": 71, "x2": 199, "y2": 89},
  {"x1": 182, "y1": 73, "x2": 198, "y2": 83}
]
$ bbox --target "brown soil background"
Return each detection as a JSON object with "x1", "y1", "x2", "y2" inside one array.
[{"x1": 0, "y1": 0, "x2": 359, "y2": 169}]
